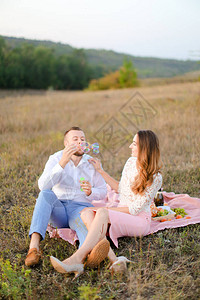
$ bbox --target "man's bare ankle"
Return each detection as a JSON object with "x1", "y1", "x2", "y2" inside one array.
[
  {"x1": 29, "y1": 232, "x2": 41, "y2": 251},
  {"x1": 29, "y1": 244, "x2": 40, "y2": 251}
]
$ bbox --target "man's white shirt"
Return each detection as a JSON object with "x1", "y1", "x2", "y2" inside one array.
[{"x1": 38, "y1": 151, "x2": 107, "y2": 203}]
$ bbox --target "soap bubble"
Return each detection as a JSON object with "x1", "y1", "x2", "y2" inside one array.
[
  {"x1": 91, "y1": 143, "x2": 99, "y2": 154},
  {"x1": 80, "y1": 142, "x2": 99, "y2": 154}
]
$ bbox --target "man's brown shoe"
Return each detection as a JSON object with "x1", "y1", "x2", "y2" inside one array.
[{"x1": 25, "y1": 248, "x2": 41, "y2": 267}]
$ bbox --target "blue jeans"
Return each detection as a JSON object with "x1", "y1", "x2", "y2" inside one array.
[{"x1": 29, "y1": 190, "x2": 93, "y2": 247}]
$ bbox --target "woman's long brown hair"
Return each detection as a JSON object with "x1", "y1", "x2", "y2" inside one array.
[{"x1": 131, "y1": 130, "x2": 161, "y2": 195}]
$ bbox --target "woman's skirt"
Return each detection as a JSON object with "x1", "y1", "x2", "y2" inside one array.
[{"x1": 108, "y1": 210, "x2": 151, "y2": 247}]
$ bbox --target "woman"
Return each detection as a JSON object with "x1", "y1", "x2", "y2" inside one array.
[{"x1": 50, "y1": 130, "x2": 162, "y2": 277}]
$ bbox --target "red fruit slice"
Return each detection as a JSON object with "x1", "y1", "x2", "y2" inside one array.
[{"x1": 176, "y1": 215, "x2": 182, "y2": 219}]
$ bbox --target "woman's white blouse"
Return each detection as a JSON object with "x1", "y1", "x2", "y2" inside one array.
[{"x1": 118, "y1": 157, "x2": 162, "y2": 215}]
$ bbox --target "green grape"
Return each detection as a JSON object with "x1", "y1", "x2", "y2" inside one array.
[
  {"x1": 157, "y1": 211, "x2": 163, "y2": 217},
  {"x1": 172, "y1": 207, "x2": 187, "y2": 217},
  {"x1": 164, "y1": 209, "x2": 169, "y2": 216}
]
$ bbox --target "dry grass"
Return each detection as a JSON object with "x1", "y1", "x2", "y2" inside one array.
[
  {"x1": 0, "y1": 81, "x2": 200, "y2": 299},
  {"x1": 139, "y1": 71, "x2": 200, "y2": 87}
]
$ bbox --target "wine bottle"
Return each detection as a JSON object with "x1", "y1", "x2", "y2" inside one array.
[{"x1": 154, "y1": 190, "x2": 164, "y2": 206}]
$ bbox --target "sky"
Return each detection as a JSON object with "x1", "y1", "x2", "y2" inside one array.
[{"x1": 0, "y1": 0, "x2": 200, "y2": 60}]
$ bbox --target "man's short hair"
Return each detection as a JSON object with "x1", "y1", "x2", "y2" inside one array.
[{"x1": 64, "y1": 126, "x2": 83, "y2": 137}]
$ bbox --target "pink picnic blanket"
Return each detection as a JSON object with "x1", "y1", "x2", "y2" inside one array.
[{"x1": 47, "y1": 185, "x2": 200, "y2": 247}]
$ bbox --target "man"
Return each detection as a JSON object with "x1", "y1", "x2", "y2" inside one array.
[{"x1": 25, "y1": 126, "x2": 107, "y2": 267}]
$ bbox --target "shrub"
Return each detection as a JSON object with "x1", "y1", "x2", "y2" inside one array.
[
  {"x1": 88, "y1": 59, "x2": 139, "y2": 90},
  {"x1": 0, "y1": 258, "x2": 32, "y2": 300}
]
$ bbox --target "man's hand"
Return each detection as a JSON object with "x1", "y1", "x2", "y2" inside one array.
[
  {"x1": 80, "y1": 180, "x2": 92, "y2": 196},
  {"x1": 59, "y1": 144, "x2": 77, "y2": 168}
]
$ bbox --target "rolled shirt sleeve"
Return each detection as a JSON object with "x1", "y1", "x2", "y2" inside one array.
[{"x1": 38, "y1": 156, "x2": 64, "y2": 191}]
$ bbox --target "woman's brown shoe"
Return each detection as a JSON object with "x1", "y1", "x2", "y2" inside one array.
[
  {"x1": 84, "y1": 239, "x2": 110, "y2": 268},
  {"x1": 25, "y1": 248, "x2": 41, "y2": 267}
]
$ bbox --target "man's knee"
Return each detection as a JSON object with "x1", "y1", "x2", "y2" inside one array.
[{"x1": 37, "y1": 189, "x2": 57, "y2": 204}]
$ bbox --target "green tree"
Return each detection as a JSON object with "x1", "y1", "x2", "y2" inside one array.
[
  {"x1": 31, "y1": 46, "x2": 55, "y2": 89},
  {"x1": 54, "y1": 54, "x2": 73, "y2": 89},
  {"x1": 54, "y1": 50, "x2": 92, "y2": 90},
  {"x1": 68, "y1": 49, "x2": 92, "y2": 90},
  {"x1": 20, "y1": 44, "x2": 35, "y2": 88},
  {"x1": 119, "y1": 58, "x2": 138, "y2": 88},
  {"x1": 0, "y1": 38, "x2": 92, "y2": 90},
  {"x1": 4, "y1": 47, "x2": 25, "y2": 88},
  {"x1": 0, "y1": 38, "x2": 7, "y2": 88}
]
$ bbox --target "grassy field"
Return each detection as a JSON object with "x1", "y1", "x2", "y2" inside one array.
[{"x1": 0, "y1": 81, "x2": 200, "y2": 299}]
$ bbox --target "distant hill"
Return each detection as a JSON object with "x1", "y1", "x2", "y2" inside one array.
[
  {"x1": 139, "y1": 70, "x2": 200, "y2": 87},
  {"x1": 1, "y1": 35, "x2": 200, "y2": 79}
]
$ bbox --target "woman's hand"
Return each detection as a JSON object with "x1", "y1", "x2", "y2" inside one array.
[
  {"x1": 89, "y1": 157, "x2": 119, "y2": 192},
  {"x1": 88, "y1": 158, "x2": 102, "y2": 173},
  {"x1": 107, "y1": 206, "x2": 130, "y2": 214}
]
